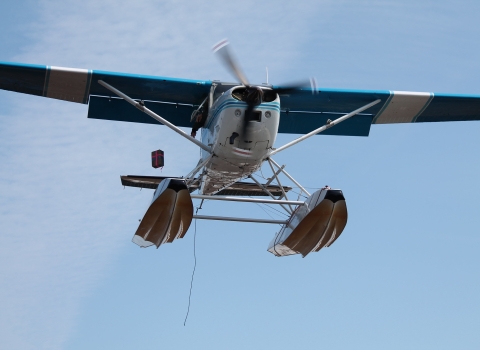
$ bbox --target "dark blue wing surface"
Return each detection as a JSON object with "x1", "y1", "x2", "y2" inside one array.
[
  {"x1": 0, "y1": 62, "x2": 47, "y2": 97},
  {"x1": 90, "y1": 70, "x2": 211, "y2": 104},
  {"x1": 88, "y1": 96, "x2": 195, "y2": 128},
  {"x1": 276, "y1": 88, "x2": 390, "y2": 136},
  {"x1": 0, "y1": 61, "x2": 211, "y2": 105},
  {"x1": 274, "y1": 87, "x2": 480, "y2": 135},
  {"x1": 2, "y1": 61, "x2": 480, "y2": 137}
]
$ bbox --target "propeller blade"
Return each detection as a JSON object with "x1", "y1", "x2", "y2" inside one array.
[
  {"x1": 242, "y1": 103, "x2": 255, "y2": 141},
  {"x1": 212, "y1": 39, "x2": 250, "y2": 86},
  {"x1": 240, "y1": 86, "x2": 264, "y2": 142},
  {"x1": 273, "y1": 77, "x2": 319, "y2": 95}
]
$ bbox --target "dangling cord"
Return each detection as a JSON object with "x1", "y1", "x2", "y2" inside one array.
[{"x1": 184, "y1": 200, "x2": 203, "y2": 326}]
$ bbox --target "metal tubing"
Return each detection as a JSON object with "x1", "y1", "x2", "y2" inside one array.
[
  {"x1": 269, "y1": 99, "x2": 381, "y2": 156},
  {"x1": 208, "y1": 83, "x2": 217, "y2": 109},
  {"x1": 190, "y1": 194, "x2": 305, "y2": 206},
  {"x1": 267, "y1": 159, "x2": 293, "y2": 212},
  {"x1": 98, "y1": 80, "x2": 212, "y2": 154},
  {"x1": 249, "y1": 175, "x2": 292, "y2": 214},
  {"x1": 185, "y1": 155, "x2": 212, "y2": 185},
  {"x1": 190, "y1": 95, "x2": 209, "y2": 122},
  {"x1": 269, "y1": 158, "x2": 311, "y2": 196},
  {"x1": 193, "y1": 215, "x2": 287, "y2": 224},
  {"x1": 265, "y1": 164, "x2": 285, "y2": 186}
]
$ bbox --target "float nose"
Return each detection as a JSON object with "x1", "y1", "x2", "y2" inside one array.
[{"x1": 133, "y1": 178, "x2": 193, "y2": 248}]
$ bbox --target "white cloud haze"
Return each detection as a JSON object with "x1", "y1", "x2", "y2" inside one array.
[
  {"x1": 0, "y1": 1, "x2": 328, "y2": 348},
  {"x1": 2, "y1": 1, "x2": 480, "y2": 349}
]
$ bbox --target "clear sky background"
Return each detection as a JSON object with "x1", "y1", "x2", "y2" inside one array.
[{"x1": 1, "y1": 1, "x2": 480, "y2": 349}]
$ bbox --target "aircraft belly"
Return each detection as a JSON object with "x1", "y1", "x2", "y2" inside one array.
[
  {"x1": 200, "y1": 155, "x2": 262, "y2": 195},
  {"x1": 200, "y1": 132, "x2": 272, "y2": 194}
]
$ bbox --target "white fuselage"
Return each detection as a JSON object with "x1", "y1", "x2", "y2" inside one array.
[{"x1": 199, "y1": 87, "x2": 280, "y2": 194}]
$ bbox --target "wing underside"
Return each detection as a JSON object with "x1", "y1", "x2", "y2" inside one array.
[
  {"x1": 2, "y1": 61, "x2": 480, "y2": 137},
  {"x1": 276, "y1": 88, "x2": 480, "y2": 135},
  {"x1": 0, "y1": 61, "x2": 211, "y2": 105}
]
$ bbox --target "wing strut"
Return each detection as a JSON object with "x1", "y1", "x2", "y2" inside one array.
[
  {"x1": 98, "y1": 80, "x2": 213, "y2": 154},
  {"x1": 249, "y1": 174, "x2": 293, "y2": 214},
  {"x1": 269, "y1": 99, "x2": 382, "y2": 156},
  {"x1": 269, "y1": 158, "x2": 310, "y2": 197}
]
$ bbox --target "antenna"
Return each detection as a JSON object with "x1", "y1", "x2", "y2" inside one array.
[{"x1": 265, "y1": 67, "x2": 269, "y2": 84}]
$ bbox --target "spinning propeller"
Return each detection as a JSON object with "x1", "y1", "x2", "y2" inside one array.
[{"x1": 213, "y1": 39, "x2": 317, "y2": 142}]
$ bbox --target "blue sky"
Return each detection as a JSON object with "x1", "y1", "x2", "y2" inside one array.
[{"x1": 1, "y1": 1, "x2": 480, "y2": 349}]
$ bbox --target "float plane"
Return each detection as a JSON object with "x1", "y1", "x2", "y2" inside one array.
[{"x1": 2, "y1": 40, "x2": 480, "y2": 257}]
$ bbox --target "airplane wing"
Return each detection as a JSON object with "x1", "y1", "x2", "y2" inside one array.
[
  {"x1": 276, "y1": 87, "x2": 480, "y2": 136},
  {"x1": 0, "y1": 61, "x2": 212, "y2": 128},
  {"x1": 2, "y1": 61, "x2": 480, "y2": 137}
]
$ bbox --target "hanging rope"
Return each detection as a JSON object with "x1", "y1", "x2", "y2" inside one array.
[{"x1": 184, "y1": 205, "x2": 201, "y2": 326}]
